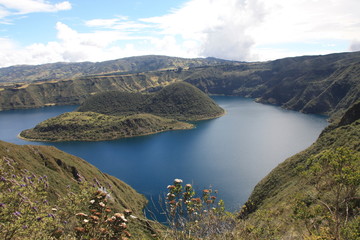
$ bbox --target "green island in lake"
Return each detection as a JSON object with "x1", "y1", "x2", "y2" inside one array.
[{"x1": 19, "y1": 82, "x2": 225, "y2": 142}]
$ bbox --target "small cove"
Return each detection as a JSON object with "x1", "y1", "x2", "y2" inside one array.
[{"x1": 0, "y1": 96, "x2": 328, "y2": 214}]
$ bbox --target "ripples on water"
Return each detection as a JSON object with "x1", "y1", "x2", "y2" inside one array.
[{"x1": 0, "y1": 96, "x2": 328, "y2": 213}]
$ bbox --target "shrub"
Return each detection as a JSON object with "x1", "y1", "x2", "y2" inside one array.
[
  {"x1": 293, "y1": 147, "x2": 360, "y2": 240},
  {"x1": 163, "y1": 179, "x2": 236, "y2": 239},
  {"x1": 0, "y1": 157, "x2": 134, "y2": 240},
  {"x1": 0, "y1": 157, "x2": 54, "y2": 239}
]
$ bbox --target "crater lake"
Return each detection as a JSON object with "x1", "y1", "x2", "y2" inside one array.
[{"x1": 0, "y1": 96, "x2": 328, "y2": 216}]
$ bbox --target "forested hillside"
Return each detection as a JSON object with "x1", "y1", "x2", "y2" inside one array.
[{"x1": 1, "y1": 52, "x2": 359, "y2": 120}]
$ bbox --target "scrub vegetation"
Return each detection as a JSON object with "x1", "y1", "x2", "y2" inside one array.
[
  {"x1": 20, "y1": 112, "x2": 193, "y2": 142},
  {"x1": 0, "y1": 53, "x2": 359, "y2": 239},
  {"x1": 1, "y1": 52, "x2": 359, "y2": 121},
  {"x1": 20, "y1": 82, "x2": 223, "y2": 142}
]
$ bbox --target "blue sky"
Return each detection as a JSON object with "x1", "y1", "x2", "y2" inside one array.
[{"x1": 0, "y1": 0, "x2": 359, "y2": 67}]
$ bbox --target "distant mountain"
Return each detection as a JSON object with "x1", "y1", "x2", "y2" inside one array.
[
  {"x1": 77, "y1": 81, "x2": 225, "y2": 121},
  {"x1": 0, "y1": 51, "x2": 359, "y2": 120},
  {"x1": 20, "y1": 112, "x2": 193, "y2": 142},
  {"x1": 185, "y1": 51, "x2": 360, "y2": 119},
  {"x1": 0, "y1": 55, "x2": 232, "y2": 83}
]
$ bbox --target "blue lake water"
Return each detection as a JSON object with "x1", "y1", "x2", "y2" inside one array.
[{"x1": 0, "y1": 96, "x2": 328, "y2": 215}]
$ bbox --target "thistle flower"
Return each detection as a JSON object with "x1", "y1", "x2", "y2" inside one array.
[
  {"x1": 123, "y1": 209, "x2": 132, "y2": 217},
  {"x1": 76, "y1": 212, "x2": 88, "y2": 217},
  {"x1": 114, "y1": 213, "x2": 127, "y2": 222},
  {"x1": 119, "y1": 222, "x2": 127, "y2": 229},
  {"x1": 191, "y1": 198, "x2": 201, "y2": 203},
  {"x1": 174, "y1": 179, "x2": 183, "y2": 184},
  {"x1": 124, "y1": 230, "x2": 132, "y2": 237},
  {"x1": 202, "y1": 189, "x2": 210, "y2": 194},
  {"x1": 74, "y1": 227, "x2": 85, "y2": 233}
]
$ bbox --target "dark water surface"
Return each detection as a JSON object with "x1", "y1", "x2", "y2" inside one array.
[{"x1": 0, "y1": 96, "x2": 328, "y2": 213}]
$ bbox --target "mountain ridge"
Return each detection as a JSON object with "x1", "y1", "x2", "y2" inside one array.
[
  {"x1": 0, "y1": 52, "x2": 359, "y2": 120},
  {"x1": 0, "y1": 55, "x2": 234, "y2": 83}
]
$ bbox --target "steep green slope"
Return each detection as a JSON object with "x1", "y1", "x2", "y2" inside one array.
[
  {"x1": 77, "y1": 81, "x2": 225, "y2": 121},
  {"x1": 19, "y1": 112, "x2": 193, "y2": 142},
  {"x1": 1, "y1": 52, "x2": 359, "y2": 120},
  {"x1": 185, "y1": 52, "x2": 360, "y2": 118},
  {"x1": 0, "y1": 140, "x2": 156, "y2": 239},
  {"x1": 238, "y1": 101, "x2": 360, "y2": 237}
]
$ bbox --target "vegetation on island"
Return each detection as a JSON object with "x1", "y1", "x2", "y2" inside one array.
[
  {"x1": 1, "y1": 101, "x2": 360, "y2": 239},
  {"x1": 77, "y1": 81, "x2": 225, "y2": 121},
  {"x1": 0, "y1": 53, "x2": 359, "y2": 239},
  {"x1": 19, "y1": 82, "x2": 223, "y2": 142},
  {"x1": 0, "y1": 52, "x2": 359, "y2": 121},
  {"x1": 19, "y1": 112, "x2": 193, "y2": 142}
]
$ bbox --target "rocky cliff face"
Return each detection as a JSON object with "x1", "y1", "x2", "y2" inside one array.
[{"x1": 1, "y1": 52, "x2": 359, "y2": 120}]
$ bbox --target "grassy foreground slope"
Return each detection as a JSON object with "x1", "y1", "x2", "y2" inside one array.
[
  {"x1": 237, "y1": 101, "x2": 360, "y2": 238},
  {"x1": 0, "y1": 140, "x2": 157, "y2": 239},
  {"x1": 20, "y1": 112, "x2": 193, "y2": 142},
  {"x1": 77, "y1": 81, "x2": 225, "y2": 121}
]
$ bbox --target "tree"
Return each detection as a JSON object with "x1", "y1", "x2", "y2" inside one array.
[{"x1": 293, "y1": 147, "x2": 360, "y2": 239}]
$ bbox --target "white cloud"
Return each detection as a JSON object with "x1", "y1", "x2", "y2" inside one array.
[
  {"x1": 85, "y1": 16, "x2": 128, "y2": 28},
  {"x1": 0, "y1": 22, "x2": 155, "y2": 67},
  {"x1": 249, "y1": 0, "x2": 360, "y2": 60},
  {"x1": 141, "y1": 0, "x2": 360, "y2": 61},
  {"x1": 1, "y1": 0, "x2": 359, "y2": 67},
  {"x1": 141, "y1": 0, "x2": 266, "y2": 61},
  {"x1": 0, "y1": 0, "x2": 71, "y2": 17},
  {"x1": 85, "y1": 17, "x2": 151, "y2": 33},
  {"x1": 350, "y1": 40, "x2": 360, "y2": 51}
]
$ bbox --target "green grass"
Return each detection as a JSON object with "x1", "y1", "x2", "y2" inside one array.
[
  {"x1": 20, "y1": 111, "x2": 194, "y2": 142},
  {"x1": 0, "y1": 140, "x2": 157, "y2": 239},
  {"x1": 237, "y1": 104, "x2": 360, "y2": 238},
  {"x1": 77, "y1": 81, "x2": 225, "y2": 121}
]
